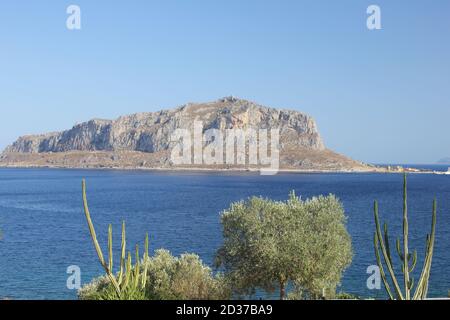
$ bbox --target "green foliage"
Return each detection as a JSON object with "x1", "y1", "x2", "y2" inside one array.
[
  {"x1": 144, "y1": 249, "x2": 230, "y2": 300},
  {"x1": 79, "y1": 249, "x2": 230, "y2": 300},
  {"x1": 215, "y1": 191, "x2": 353, "y2": 300},
  {"x1": 80, "y1": 179, "x2": 230, "y2": 300},
  {"x1": 373, "y1": 173, "x2": 437, "y2": 300},
  {"x1": 335, "y1": 292, "x2": 361, "y2": 300}
]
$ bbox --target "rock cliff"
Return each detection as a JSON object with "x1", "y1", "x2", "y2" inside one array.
[{"x1": 0, "y1": 97, "x2": 374, "y2": 172}]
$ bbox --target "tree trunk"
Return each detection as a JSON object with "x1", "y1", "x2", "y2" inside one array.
[{"x1": 279, "y1": 281, "x2": 286, "y2": 300}]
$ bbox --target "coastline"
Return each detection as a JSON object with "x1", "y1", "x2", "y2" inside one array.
[
  {"x1": 0, "y1": 163, "x2": 440, "y2": 175},
  {"x1": 1, "y1": 152, "x2": 446, "y2": 175}
]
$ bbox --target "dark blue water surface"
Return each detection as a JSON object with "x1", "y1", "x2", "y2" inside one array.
[{"x1": 0, "y1": 168, "x2": 449, "y2": 299}]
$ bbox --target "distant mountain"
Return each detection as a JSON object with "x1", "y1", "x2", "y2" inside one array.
[
  {"x1": 437, "y1": 157, "x2": 450, "y2": 164},
  {"x1": 0, "y1": 97, "x2": 375, "y2": 172}
]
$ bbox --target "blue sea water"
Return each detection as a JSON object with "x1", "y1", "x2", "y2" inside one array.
[{"x1": 0, "y1": 168, "x2": 449, "y2": 300}]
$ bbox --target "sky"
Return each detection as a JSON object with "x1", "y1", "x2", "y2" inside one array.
[{"x1": 0, "y1": 0, "x2": 449, "y2": 164}]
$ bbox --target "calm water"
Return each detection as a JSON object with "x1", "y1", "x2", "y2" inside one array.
[{"x1": 0, "y1": 168, "x2": 449, "y2": 300}]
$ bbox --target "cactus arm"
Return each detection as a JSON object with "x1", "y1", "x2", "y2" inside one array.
[
  {"x1": 396, "y1": 237, "x2": 403, "y2": 260},
  {"x1": 421, "y1": 200, "x2": 437, "y2": 299},
  {"x1": 134, "y1": 244, "x2": 140, "y2": 289},
  {"x1": 142, "y1": 233, "x2": 149, "y2": 288},
  {"x1": 82, "y1": 180, "x2": 106, "y2": 265},
  {"x1": 413, "y1": 235, "x2": 431, "y2": 299},
  {"x1": 81, "y1": 180, "x2": 152, "y2": 299},
  {"x1": 124, "y1": 251, "x2": 132, "y2": 289},
  {"x1": 423, "y1": 199, "x2": 437, "y2": 298},
  {"x1": 413, "y1": 199, "x2": 437, "y2": 300},
  {"x1": 409, "y1": 250, "x2": 417, "y2": 273},
  {"x1": 414, "y1": 278, "x2": 424, "y2": 299},
  {"x1": 421, "y1": 259, "x2": 432, "y2": 299},
  {"x1": 420, "y1": 254, "x2": 432, "y2": 300},
  {"x1": 408, "y1": 278, "x2": 414, "y2": 291},
  {"x1": 374, "y1": 233, "x2": 394, "y2": 299},
  {"x1": 108, "y1": 224, "x2": 113, "y2": 271},
  {"x1": 374, "y1": 201, "x2": 404, "y2": 299},
  {"x1": 374, "y1": 176, "x2": 437, "y2": 301},
  {"x1": 117, "y1": 221, "x2": 126, "y2": 285},
  {"x1": 402, "y1": 174, "x2": 410, "y2": 300},
  {"x1": 82, "y1": 179, "x2": 121, "y2": 297},
  {"x1": 383, "y1": 223, "x2": 393, "y2": 264}
]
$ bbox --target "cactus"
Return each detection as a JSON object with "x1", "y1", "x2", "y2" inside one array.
[
  {"x1": 373, "y1": 173, "x2": 437, "y2": 300},
  {"x1": 82, "y1": 179, "x2": 149, "y2": 299}
]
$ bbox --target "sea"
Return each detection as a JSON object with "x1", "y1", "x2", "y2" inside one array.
[{"x1": 0, "y1": 165, "x2": 449, "y2": 299}]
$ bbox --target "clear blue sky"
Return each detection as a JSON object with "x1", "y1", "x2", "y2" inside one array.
[{"x1": 0, "y1": 0, "x2": 449, "y2": 164}]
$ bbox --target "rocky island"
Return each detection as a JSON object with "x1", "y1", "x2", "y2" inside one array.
[{"x1": 0, "y1": 97, "x2": 379, "y2": 172}]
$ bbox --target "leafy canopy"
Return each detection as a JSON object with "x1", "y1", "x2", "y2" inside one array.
[{"x1": 215, "y1": 191, "x2": 353, "y2": 299}]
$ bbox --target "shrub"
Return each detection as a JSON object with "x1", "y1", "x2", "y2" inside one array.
[
  {"x1": 335, "y1": 292, "x2": 360, "y2": 300},
  {"x1": 79, "y1": 249, "x2": 230, "y2": 300},
  {"x1": 80, "y1": 179, "x2": 229, "y2": 300}
]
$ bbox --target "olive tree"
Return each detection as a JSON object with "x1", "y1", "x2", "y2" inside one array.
[{"x1": 215, "y1": 191, "x2": 353, "y2": 300}]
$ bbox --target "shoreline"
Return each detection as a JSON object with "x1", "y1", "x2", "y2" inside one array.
[{"x1": 0, "y1": 164, "x2": 442, "y2": 175}]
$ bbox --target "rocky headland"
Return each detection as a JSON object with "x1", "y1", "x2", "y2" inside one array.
[{"x1": 0, "y1": 97, "x2": 380, "y2": 172}]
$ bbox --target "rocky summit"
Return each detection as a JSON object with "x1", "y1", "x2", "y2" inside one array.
[{"x1": 0, "y1": 97, "x2": 375, "y2": 172}]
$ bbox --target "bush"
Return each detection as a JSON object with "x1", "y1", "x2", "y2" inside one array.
[
  {"x1": 79, "y1": 249, "x2": 230, "y2": 300},
  {"x1": 336, "y1": 292, "x2": 360, "y2": 300}
]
